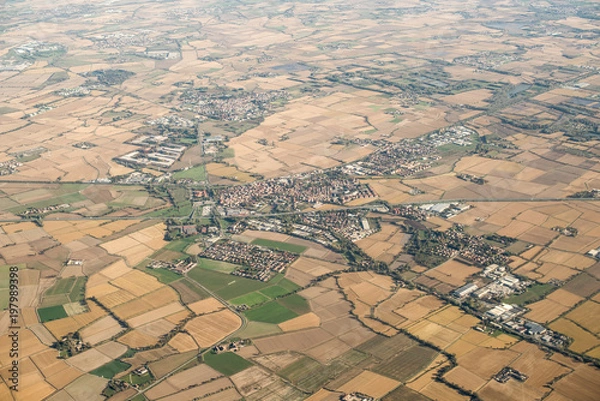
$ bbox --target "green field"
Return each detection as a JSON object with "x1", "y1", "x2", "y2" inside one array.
[
  {"x1": 38, "y1": 305, "x2": 68, "y2": 322},
  {"x1": 163, "y1": 237, "x2": 198, "y2": 253},
  {"x1": 230, "y1": 292, "x2": 270, "y2": 307},
  {"x1": 203, "y1": 352, "x2": 253, "y2": 376},
  {"x1": 371, "y1": 345, "x2": 438, "y2": 382},
  {"x1": 90, "y1": 359, "x2": 131, "y2": 379},
  {"x1": 251, "y1": 238, "x2": 307, "y2": 254},
  {"x1": 148, "y1": 186, "x2": 192, "y2": 217},
  {"x1": 235, "y1": 321, "x2": 282, "y2": 339},
  {"x1": 45, "y1": 276, "x2": 87, "y2": 303},
  {"x1": 259, "y1": 285, "x2": 294, "y2": 299},
  {"x1": 144, "y1": 268, "x2": 182, "y2": 284},
  {"x1": 244, "y1": 301, "x2": 298, "y2": 324},
  {"x1": 46, "y1": 277, "x2": 77, "y2": 296},
  {"x1": 277, "y1": 294, "x2": 310, "y2": 315},
  {"x1": 40, "y1": 294, "x2": 71, "y2": 308},
  {"x1": 187, "y1": 268, "x2": 298, "y2": 300},
  {"x1": 505, "y1": 283, "x2": 555, "y2": 305},
  {"x1": 279, "y1": 357, "x2": 347, "y2": 392},
  {"x1": 9, "y1": 191, "x2": 86, "y2": 214},
  {"x1": 196, "y1": 257, "x2": 239, "y2": 274},
  {"x1": 172, "y1": 165, "x2": 207, "y2": 181},
  {"x1": 68, "y1": 277, "x2": 87, "y2": 302}
]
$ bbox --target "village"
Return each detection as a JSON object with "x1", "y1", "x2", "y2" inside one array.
[
  {"x1": 199, "y1": 240, "x2": 298, "y2": 281},
  {"x1": 179, "y1": 88, "x2": 290, "y2": 122},
  {"x1": 339, "y1": 126, "x2": 475, "y2": 177}
]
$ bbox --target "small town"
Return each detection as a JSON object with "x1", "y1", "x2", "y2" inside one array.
[{"x1": 217, "y1": 171, "x2": 376, "y2": 211}]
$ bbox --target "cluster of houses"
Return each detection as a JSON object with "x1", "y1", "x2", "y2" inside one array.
[
  {"x1": 217, "y1": 172, "x2": 376, "y2": 211},
  {"x1": 340, "y1": 139, "x2": 439, "y2": 177},
  {"x1": 339, "y1": 126, "x2": 474, "y2": 178},
  {"x1": 431, "y1": 227, "x2": 510, "y2": 267},
  {"x1": 298, "y1": 210, "x2": 375, "y2": 242},
  {"x1": 179, "y1": 89, "x2": 289, "y2": 122},
  {"x1": 211, "y1": 339, "x2": 248, "y2": 354},
  {"x1": 200, "y1": 240, "x2": 297, "y2": 281},
  {"x1": 20, "y1": 203, "x2": 70, "y2": 216}
]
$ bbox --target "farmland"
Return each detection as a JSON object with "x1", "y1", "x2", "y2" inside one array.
[
  {"x1": 244, "y1": 301, "x2": 298, "y2": 324},
  {"x1": 371, "y1": 345, "x2": 438, "y2": 382},
  {"x1": 187, "y1": 268, "x2": 300, "y2": 301},
  {"x1": 1, "y1": 0, "x2": 600, "y2": 399},
  {"x1": 90, "y1": 360, "x2": 131, "y2": 379},
  {"x1": 38, "y1": 305, "x2": 68, "y2": 322},
  {"x1": 251, "y1": 238, "x2": 307, "y2": 254},
  {"x1": 204, "y1": 352, "x2": 253, "y2": 376}
]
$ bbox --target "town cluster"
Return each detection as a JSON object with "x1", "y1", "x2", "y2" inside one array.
[
  {"x1": 340, "y1": 138, "x2": 439, "y2": 177},
  {"x1": 89, "y1": 31, "x2": 157, "y2": 50},
  {"x1": 453, "y1": 50, "x2": 522, "y2": 71},
  {"x1": 200, "y1": 240, "x2": 298, "y2": 281},
  {"x1": 339, "y1": 126, "x2": 474, "y2": 177},
  {"x1": 217, "y1": 172, "x2": 376, "y2": 212},
  {"x1": 179, "y1": 89, "x2": 289, "y2": 122}
]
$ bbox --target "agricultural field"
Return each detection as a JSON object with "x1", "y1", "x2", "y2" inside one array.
[
  {"x1": 100, "y1": 223, "x2": 167, "y2": 266},
  {"x1": 172, "y1": 165, "x2": 207, "y2": 181},
  {"x1": 0, "y1": 183, "x2": 165, "y2": 219},
  {"x1": 187, "y1": 267, "x2": 300, "y2": 301},
  {"x1": 2, "y1": 0, "x2": 600, "y2": 400},
  {"x1": 185, "y1": 309, "x2": 242, "y2": 347},
  {"x1": 203, "y1": 352, "x2": 253, "y2": 376},
  {"x1": 90, "y1": 359, "x2": 131, "y2": 379},
  {"x1": 145, "y1": 364, "x2": 223, "y2": 400},
  {"x1": 356, "y1": 223, "x2": 409, "y2": 264},
  {"x1": 251, "y1": 238, "x2": 307, "y2": 254},
  {"x1": 371, "y1": 345, "x2": 438, "y2": 382},
  {"x1": 244, "y1": 301, "x2": 298, "y2": 324}
]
